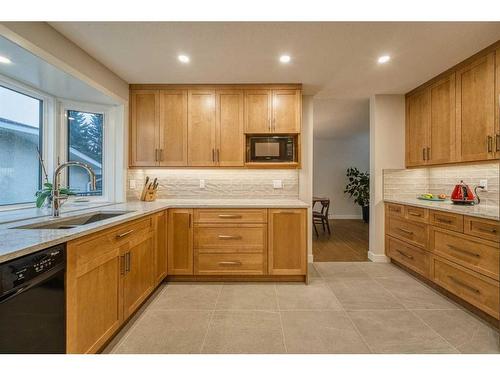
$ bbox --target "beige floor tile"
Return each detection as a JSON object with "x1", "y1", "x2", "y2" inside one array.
[
  {"x1": 149, "y1": 282, "x2": 222, "y2": 310},
  {"x1": 216, "y1": 283, "x2": 278, "y2": 311},
  {"x1": 348, "y1": 310, "x2": 458, "y2": 353},
  {"x1": 414, "y1": 309, "x2": 500, "y2": 353},
  {"x1": 281, "y1": 311, "x2": 370, "y2": 353},
  {"x1": 376, "y1": 277, "x2": 459, "y2": 310},
  {"x1": 326, "y1": 278, "x2": 405, "y2": 311},
  {"x1": 314, "y1": 262, "x2": 371, "y2": 280},
  {"x1": 113, "y1": 310, "x2": 211, "y2": 353},
  {"x1": 308, "y1": 263, "x2": 322, "y2": 278},
  {"x1": 357, "y1": 262, "x2": 407, "y2": 278},
  {"x1": 276, "y1": 279, "x2": 343, "y2": 311},
  {"x1": 201, "y1": 311, "x2": 285, "y2": 353}
]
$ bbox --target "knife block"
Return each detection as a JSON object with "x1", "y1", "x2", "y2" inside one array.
[{"x1": 140, "y1": 183, "x2": 158, "y2": 202}]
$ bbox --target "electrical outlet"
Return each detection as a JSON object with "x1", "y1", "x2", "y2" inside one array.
[
  {"x1": 479, "y1": 179, "x2": 488, "y2": 191},
  {"x1": 273, "y1": 180, "x2": 283, "y2": 189},
  {"x1": 199, "y1": 179, "x2": 206, "y2": 189},
  {"x1": 129, "y1": 179, "x2": 136, "y2": 189}
]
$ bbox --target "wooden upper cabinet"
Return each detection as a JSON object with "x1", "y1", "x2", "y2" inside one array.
[
  {"x1": 188, "y1": 90, "x2": 217, "y2": 166},
  {"x1": 272, "y1": 89, "x2": 301, "y2": 133},
  {"x1": 130, "y1": 90, "x2": 160, "y2": 166},
  {"x1": 244, "y1": 90, "x2": 272, "y2": 133},
  {"x1": 406, "y1": 89, "x2": 429, "y2": 166},
  {"x1": 456, "y1": 52, "x2": 496, "y2": 162},
  {"x1": 167, "y1": 208, "x2": 194, "y2": 275},
  {"x1": 216, "y1": 90, "x2": 244, "y2": 166},
  {"x1": 159, "y1": 90, "x2": 188, "y2": 166},
  {"x1": 428, "y1": 74, "x2": 456, "y2": 165},
  {"x1": 268, "y1": 209, "x2": 307, "y2": 275}
]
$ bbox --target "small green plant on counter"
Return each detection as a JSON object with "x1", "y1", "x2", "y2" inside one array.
[{"x1": 35, "y1": 182, "x2": 76, "y2": 208}]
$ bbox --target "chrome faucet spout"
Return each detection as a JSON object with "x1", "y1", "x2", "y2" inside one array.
[{"x1": 52, "y1": 161, "x2": 97, "y2": 217}]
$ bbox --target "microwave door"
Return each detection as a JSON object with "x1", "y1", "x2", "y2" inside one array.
[{"x1": 254, "y1": 142, "x2": 280, "y2": 160}]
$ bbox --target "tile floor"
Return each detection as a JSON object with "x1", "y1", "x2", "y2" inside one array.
[{"x1": 104, "y1": 262, "x2": 500, "y2": 354}]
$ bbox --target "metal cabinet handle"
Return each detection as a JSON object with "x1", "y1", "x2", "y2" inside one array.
[
  {"x1": 212, "y1": 149, "x2": 215, "y2": 163},
  {"x1": 422, "y1": 148, "x2": 426, "y2": 161},
  {"x1": 218, "y1": 261, "x2": 242, "y2": 266},
  {"x1": 496, "y1": 134, "x2": 500, "y2": 152},
  {"x1": 426, "y1": 147, "x2": 431, "y2": 161},
  {"x1": 125, "y1": 252, "x2": 131, "y2": 272},
  {"x1": 396, "y1": 249, "x2": 414, "y2": 260},
  {"x1": 159, "y1": 149, "x2": 163, "y2": 161},
  {"x1": 409, "y1": 212, "x2": 422, "y2": 217},
  {"x1": 437, "y1": 217, "x2": 452, "y2": 224},
  {"x1": 389, "y1": 207, "x2": 401, "y2": 213},
  {"x1": 218, "y1": 214, "x2": 242, "y2": 219},
  {"x1": 477, "y1": 226, "x2": 497, "y2": 234},
  {"x1": 448, "y1": 276, "x2": 480, "y2": 295},
  {"x1": 116, "y1": 229, "x2": 134, "y2": 238},
  {"x1": 154, "y1": 149, "x2": 158, "y2": 162},
  {"x1": 487, "y1": 136, "x2": 493, "y2": 153},
  {"x1": 218, "y1": 235, "x2": 242, "y2": 240},
  {"x1": 447, "y1": 244, "x2": 480, "y2": 258},
  {"x1": 397, "y1": 228, "x2": 414, "y2": 235},
  {"x1": 120, "y1": 255, "x2": 126, "y2": 275},
  {"x1": 216, "y1": 149, "x2": 220, "y2": 163},
  {"x1": 188, "y1": 213, "x2": 192, "y2": 228}
]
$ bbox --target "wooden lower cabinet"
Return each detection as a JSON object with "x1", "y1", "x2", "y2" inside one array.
[
  {"x1": 268, "y1": 209, "x2": 307, "y2": 275},
  {"x1": 385, "y1": 235, "x2": 430, "y2": 277},
  {"x1": 153, "y1": 211, "x2": 168, "y2": 285},
  {"x1": 167, "y1": 208, "x2": 194, "y2": 275}
]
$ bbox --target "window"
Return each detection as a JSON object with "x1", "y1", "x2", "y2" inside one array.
[
  {"x1": 67, "y1": 110, "x2": 104, "y2": 196},
  {"x1": 0, "y1": 85, "x2": 43, "y2": 206}
]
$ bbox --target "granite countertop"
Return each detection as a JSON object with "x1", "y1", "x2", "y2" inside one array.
[
  {"x1": 0, "y1": 199, "x2": 309, "y2": 263},
  {"x1": 384, "y1": 197, "x2": 499, "y2": 221}
]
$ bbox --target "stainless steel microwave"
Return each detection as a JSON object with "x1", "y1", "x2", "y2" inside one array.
[{"x1": 247, "y1": 136, "x2": 296, "y2": 163}]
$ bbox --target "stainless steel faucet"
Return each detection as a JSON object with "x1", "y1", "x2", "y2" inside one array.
[{"x1": 52, "y1": 161, "x2": 97, "y2": 217}]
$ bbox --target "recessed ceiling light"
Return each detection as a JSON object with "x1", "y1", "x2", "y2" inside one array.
[
  {"x1": 377, "y1": 55, "x2": 391, "y2": 64},
  {"x1": 0, "y1": 55, "x2": 12, "y2": 64},
  {"x1": 279, "y1": 55, "x2": 291, "y2": 63},
  {"x1": 178, "y1": 55, "x2": 190, "y2": 63}
]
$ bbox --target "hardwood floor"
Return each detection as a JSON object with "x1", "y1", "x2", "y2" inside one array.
[{"x1": 313, "y1": 219, "x2": 369, "y2": 262}]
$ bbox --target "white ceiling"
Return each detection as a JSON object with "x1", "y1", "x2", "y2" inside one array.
[{"x1": 49, "y1": 22, "x2": 500, "y2": 138}]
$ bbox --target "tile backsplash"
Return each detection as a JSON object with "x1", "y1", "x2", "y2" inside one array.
[
  {"x1": 384, "y1": 162, "x2": 499, "y2": 207},
  {"x1": 127, "y1": 169, "x2": 299, "y2": 200}
]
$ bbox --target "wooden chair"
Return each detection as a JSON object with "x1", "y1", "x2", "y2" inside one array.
[{"x1": 313, "y1": 198, "x2": 331, "y2": 238}]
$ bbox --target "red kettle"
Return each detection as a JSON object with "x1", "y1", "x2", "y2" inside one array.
[{"x1": 451, "y1": 180, "x2": 479, "y2": 205}]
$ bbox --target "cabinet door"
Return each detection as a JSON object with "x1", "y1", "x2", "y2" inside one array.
[
  {"x1": 456, "y1": 52, "x2": 496, "y2": 162},
  {"x1": 216, "y1": 90, "x2": 244, "y2": 166},
  {"x1": 268, "y1": 209, "x2": 307, "y2": 275},
  {"x1": 405, "y1": 89, "x2": 429, "y2": 167},
  {"x1": 188, "y1": 90, "x2": 216, "y2": 166},
  {"x1": 244, "y1": 90, "x2": 271, "y2": 133},
  {"x1": 122, "y1": 232, "x2": 155, "y2": 320},
  {"x1": 167, "y1": 208, "x2": 194, "y2": 275},
  {"x1": 272, "y1": 89, "x2": 301, "y2": 133},
  {"x1": 154, "y1": 210, "x2": 168, "y2": 285},
  {"x1": 159, "y1": 90, "x2": 188, "y2": 166},
  {"x1": 66, "y1": 241, "x2": 122, "y2": 353},
  {"x1": 428, "y1": 74, "x2": 456, "y2": 165},
  {"x1": 495, "y1": 48, "x2": 500, "y2": 159},
  {"x1": 130, "y1": 90, "x2": 160, "y2": 166}
]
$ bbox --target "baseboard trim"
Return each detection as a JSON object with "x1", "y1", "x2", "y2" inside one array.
[
  {"x1": 368, "y1": 251, "x2": 390, "y2": 263},
  {"x1": 329, "y1": 214, "x2": 362, "y2": 220},
  {"x1": 308, "y1": 254, "x2": 314, "y2": 263}
]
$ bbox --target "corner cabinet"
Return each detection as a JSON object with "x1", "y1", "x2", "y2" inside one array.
[
  {"x1": 268, "y1": 209, "x2": 307, "y2": 275},
  {"x1": 167, "y1": 208, "x2": 194, "y2": 275}
]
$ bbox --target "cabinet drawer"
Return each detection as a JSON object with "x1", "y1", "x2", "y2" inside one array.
[
  {"x1": 464, "y1": 216, "x2": 500, "y2": 242},
  {"x1": 405, "y1": 206, "x2": 428, "y2": 223},
  {"x1": 431, "y1": 256, "x2": 499, "y2": 319},
  {"x1": 195, "y1": 252, "x2": 266, "y2": 275},
  {"x1": 387, "y1": 216, "x2": 428, "y2": 249},
  {"x1": 386, "y1": 203, "x2": 404, "y2": 218},
  {"x1": 386, "y1": 236, "x2": 430, "y2": 277},
  {"x1": 194, "y1": 209, "x2": 267, "y2": 223},
  {"x1": 430, "y1": 228, "x2": 499, "y2": 280},
  {"x1": 194, "y1": 224, "x2": 266, "y2": 252},
  {"x1": 430, "y1": 210, "x2": 464, "y2": 232}
]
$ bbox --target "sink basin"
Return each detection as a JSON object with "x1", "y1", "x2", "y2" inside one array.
[{"x1": 14, "y1": 211, "x2": 133, "y2": 229}]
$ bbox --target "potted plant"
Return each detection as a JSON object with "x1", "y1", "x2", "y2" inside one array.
[{"x1": 344, "y1": 167, "x2": 370, "y2": 223}]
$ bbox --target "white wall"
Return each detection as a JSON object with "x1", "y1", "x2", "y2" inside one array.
[
  {"x1": 299, "y1": 95, "x2": 314, "y2": 263},
  {"x1": 369, "y1": 94, "x2": 405, "y2": 262},
  {"x1": 313, "y1": 132, "x2": 369, "y2": 219}
]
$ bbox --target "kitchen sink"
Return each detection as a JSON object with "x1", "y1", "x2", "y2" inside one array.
[{"x1": 14, "y1": 211, "x2": 134, "y2": 229}]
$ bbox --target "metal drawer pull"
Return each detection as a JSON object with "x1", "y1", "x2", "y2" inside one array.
[
  {"x1": 409, "y1": 212, "x2": 422, "y2": 217},
  {"x1": 448, "y1": 276, "x2": 480, "y2": 295},
  {"x1": 389, "y1": 208, "x2": 401, "y2": 212},
  {"x1": 219, "y1": 261, "x2": 242, "y2": 266},
  {"x1": 218, "y1": 214, "x2": 242, "y2": 219},
  {"x1": 477, "y1": 227, "x2": 497, "y2": 234},
  {"x1": 397, "y1": 228, "x2": 414, "y2": 235},
  {"x1": 218, "y1": 235, "x2": 242, "y2": 240},
  {"x1": 448, "y1": 245, "x2": 480, "y2": 258},
  {"x1": 396, "y1": 249, "x2": 414, "y2": 260},
  {"x1": 116, "y1": 229, "x2": 134, "y2": 238},
  {"x1": 437, "y1": 218, "x2": 452, "y2": 224}
]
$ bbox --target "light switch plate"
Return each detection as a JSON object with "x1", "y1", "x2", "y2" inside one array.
[
  {"x1": 199, "y1": 179, "x2": 206, "y2": 189},
  {"x1": 129, "y1": 179, "x2": 136, "y2": 189},
  {"x1": 480, "y1": 179, "x2": 488, "y2": 191},
  {"x1": 273, "y1": 180, "x2": 283, "y2": 189}
]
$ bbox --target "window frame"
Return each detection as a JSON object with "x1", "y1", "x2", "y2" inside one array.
[{"x1": 0, "y1": 74, "x2": 54, "y2": 210}]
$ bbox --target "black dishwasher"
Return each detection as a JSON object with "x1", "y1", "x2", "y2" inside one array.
[{"x1": 0, "y1": 244, "x2": 65, "y2": 353}]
